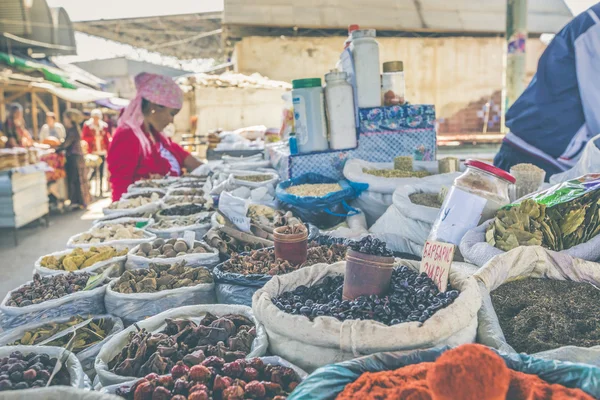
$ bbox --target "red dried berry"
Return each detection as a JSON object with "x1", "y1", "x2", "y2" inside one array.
[
  {"x1": 189, "y1": 383, "x2": 208, "y2": 394},
  {"x1": 213, "y1": 375, "x2": 233, "y2": 392},
  {"x1": 242, "y1": 367, "x2": 259, "y2": 382},
  {"x1": 171, "y1": 362, "x2": 190, "y2": 380},
  {"x1": 247, "y1": 358, "x2": 265, "y2": 372},
  {"x1": 262, "y1": 381, "x2": 283, "y2": 396},
  {"x1": 173, "y1": 378, "x2": 189, "y2": 395},
  {"x1": 151, "y1": 386, "x2": 171, "y2": 400},
  {"x1": 189, "y1": 365, "x2": 211, "y2": 382},
  {"x1": 22, "y1": 369, "x2": 36, "y2": 381},
  {"x1": 187, "y1": 391, "x2": 209, "y2": 400},
  {"x1": 245, "y1": 381, "x2": 266, "y2": 399},
  {"x1": 157, "y1": 375, "x2": 173, "y2": 389},
  {"x1": 222, "y1": 385, "x2": 245, "y2": 400},
  {"x1": 201, "y1": 356, "x2": 225, "y2": 369},
  {"x1": 144, "y1": 373, "x2": 159, "y2": 381},
  {"x1": 133, "y1": 381, "x2": 154, "y2": 400},
  {"x1": 222, "y1": 361, "x2": 243, "y2": 378},
  {"x1": 171, "y1": 396, "x2": 186, "y2": 400}
]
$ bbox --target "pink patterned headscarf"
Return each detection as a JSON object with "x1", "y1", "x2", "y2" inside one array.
[{"x1": 118, "y1": 72, "x2": 184, "y2": 153}]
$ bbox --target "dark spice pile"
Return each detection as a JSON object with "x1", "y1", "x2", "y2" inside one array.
[
  {"x1": 160, "y1": 204, "x2": 207, "y2": 217},
  {"x1": 0, "y1": 351, "x2": 70, "y2": 391},
  {"x1": 220, "y1": 243, "x2": 347, "y2": 276},
  {"x1": 112, "y1": 262, "x2": 213, "y2": 294},
  {"x1": 272, "y1": 266, "x2": 459, "y2": 325},
  {"x1": 6, "y1": 273, "x2": 91, "y2": 307},
  {"x1": 115, "y1": 358, "x2": 300, "y2": 400},
  {"x1": 491, "y1": 279, "x2": 600, "y2": 354},
  {"x1": 109, "y1": 313, "x2": 256, "y2": 377},
  {"x1": 349, "y1": 236, "x2": 392, "y2": 257}
]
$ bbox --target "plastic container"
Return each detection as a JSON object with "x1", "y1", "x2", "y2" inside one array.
[
  {"x1": 325, "y1": 70, "x2": 357, "y2": 150},
  {"x1": 292, "y1": 78, "x2": 329, "y2": 154},
  {"x1": 273, "y1": 226, "x2": 308, "y2": 265},
  {"x1": 381, "y1": 61, "x2": 406, "y2": 106},
  {"x1": 351, "y1": 29, "x2": 381, "y2": 108},
  {"x1": 344, "y1": 24, "x2": 360, "y2": 49},
  {"x1": 510, "y1": 164, "x2": 546, "y2": 201},
  {"x1": 342, "y1": 249, "x2": 394, "y2": 300},
  {"x1": 429, "y1": 160, "x2": 515, "y2": 246}
]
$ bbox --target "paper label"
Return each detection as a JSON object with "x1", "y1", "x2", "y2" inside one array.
[
  {"x1": 293, "y1": 94, "x2": 308, "y2": 145},
  {"x1": 420, "y1": 240, "x2": 455, "y2": 292},
  {"x1": 183, "y1": 230, "x2": 196, "y2": 248},
  {"x1": 434, "y1": 187, "x2": 487, "y2": 245}
]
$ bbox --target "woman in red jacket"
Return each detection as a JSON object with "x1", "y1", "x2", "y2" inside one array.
[{"x1": 107, "y1": 73, "x2": 202, "y2": 201}]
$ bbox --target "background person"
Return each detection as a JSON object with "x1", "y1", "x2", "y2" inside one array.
[
  {"x1": 82, "y1": 108, "x2": 111, "y2": 195},
  {"x1": 39, "y1": 112, "x2": 66, "y2": 142},
  {"x1": 4, "y1": 103, "x2": 33, "y2": 148},
  {"x1": 107, "y1": 72, "x2": 202, "y2": 201}
]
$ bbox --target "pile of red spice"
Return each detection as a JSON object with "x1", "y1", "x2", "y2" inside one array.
[{"x1": 336, "y1": 344, "x2": 593, "y2": 400}]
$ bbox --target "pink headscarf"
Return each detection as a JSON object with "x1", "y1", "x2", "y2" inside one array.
[{"x1": 118, "y1": 72, "x2": 184, "y2": 153}]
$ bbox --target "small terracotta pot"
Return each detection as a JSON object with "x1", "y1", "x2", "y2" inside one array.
[{"x1": 273, "y1": 226, "x2": 308, "y2": 265}]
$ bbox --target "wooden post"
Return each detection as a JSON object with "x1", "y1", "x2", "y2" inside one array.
[
  {"x1": 52, "y1": 95, "x2": 59, "y2": 117},
  {"x1": 31, "y1": 91, "x2": 39, "y2": 139}
]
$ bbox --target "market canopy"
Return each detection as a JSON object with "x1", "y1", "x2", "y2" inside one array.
[{"x1": 30, "y1": 82, "x2": 115, "y2": 103}]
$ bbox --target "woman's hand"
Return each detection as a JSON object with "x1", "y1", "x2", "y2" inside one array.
[{"x1": 183, "y1": 154, "x2": 203, "y2": 172}]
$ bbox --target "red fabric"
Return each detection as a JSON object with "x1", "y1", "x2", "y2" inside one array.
[
  {"x1": 107, "y1": 125, "x2": 190, "y2": 201},
  {"x1": 82, "y1": 122, "x2": 111, "y2": 153}
]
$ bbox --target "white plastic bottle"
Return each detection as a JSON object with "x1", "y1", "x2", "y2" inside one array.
[
  {"x1": 292, "y1": 78, "x2": 329, "y2": 153},
  {"x1": 325, "y1": 70, "x2": 357, "y2": 150},
  {"x1": 351, "y1": 29, "x2": 381, "y2": 108}
]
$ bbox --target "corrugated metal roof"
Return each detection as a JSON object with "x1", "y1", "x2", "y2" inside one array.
[{"x1": 223, "y1": 0, "x2": 573, "y2": 34}]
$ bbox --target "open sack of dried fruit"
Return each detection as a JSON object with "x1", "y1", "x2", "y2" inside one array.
[
  {"x1": 460, "y1": 174, "x2": 600, "y2": 267},
  {"x1": 67, "y1": 224, "x2": 156, "y2": 251},
  {"x1": 0, "y1": 270, "x2": 110, "y2": 330},
  {"x1": 125, "y1": 237, "x2": 219, "y2": 270},
  {"x1": 276, "y1": 173, "x2": 366, "y2": 229},
  {"x1": 343, "y1": 159, "x2": 439, "y2": 226},
  {"x1": 213, "y1": 238, "x2": 348, "y2": 306},
  {"x1": 210, "y1": 170, "x2": 280, "y2": 196},
  {"x1": 0, "y1": 345, "x2": 91, "y2": 392},
  {"x1": 252, "y1": 260, "x2": 481, "y2": 372},
  {"x1": 146, "y1": 212, "x2": 213, "y2": 241},
  {"x1": 288, "y1": 343, "x2": 600, "y2": 400},
  {"x1": 92, "y1": 217, "x2": 154, "y2": 230},
  {"x1": 0, "y1": 315, "x2": 124, "y2": 378},
  {"x1": 94, "y1": 304, "x2": 268, "y2": 388},
  {"x1": 34, "y1": 246, "x2": 128, "y2": 277},
  {"x1": 101, "y1": 356, "x2": 307, "y2": 399},
  {"x1": 104, "y1": 261, "x2": 216, "y2": 325},
  {"x1": 369, "y1": 173, "x2": 460, "y2": 256},
  {"x1": 104, "y1": 191, "x2": 164, "y2": 216},
  {"x1": 473, "y1": 246, "x2": 600, "y2": 367}
]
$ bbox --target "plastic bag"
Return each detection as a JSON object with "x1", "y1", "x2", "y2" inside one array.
[
  {"x1": 322, "y1": 211, "x2": 369, "y2": 240},
  {"x1": 125, "y1": 241, "x2": 220, "y2": 270},
  {"x1": 369, "y1": 173, "x2": 460, "y2": 256},
  {"x1": 276, "y1": 173, "x2": 366, "y2": 229},
  {"x1": 288, "y1": 345, "x2": 600, "y2": 400},
  {"x1": 0, "y1": 275, "x2": 107, "y2": 330},
  {"x1": 103, "y1": 274, "x2": 216, "y2": 326},
  {"x1": 252, "y1": 260, "x2": 481, "y2": 372},
  {"x1": 0, "y1": 315, "x2": 124, "y2": 379},
  {"x1": 212, "y1": 261, "x2": 273, "y2": 307},
  {"x1": 0, "y1": 345, "x2": 90, "y2": 390},
  {"x1": 460, "y1": 174, "x2": 600, "y2": 267},
  {"x1": 67, "y1": 229, "x2": 156, "y2": 252},
  {"x1": 146, "y1": 212, "x2": 213, "y2": 241},
  {"x1": 550, "y1": 134, "x2": 600, "y2": 184},
  {"x1": 473, "y1": 246, "x2": 600, "y2": 366},
  {"x1": 94, "y1": 304, "x2": 269, "y2": 387},
  {"x1": 34, "y1": 249, "x2": 126, "y2": 277}
]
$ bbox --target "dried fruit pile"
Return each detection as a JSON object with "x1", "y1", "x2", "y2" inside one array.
[
  {"x1": 72, "y1": 225, "x2": 145, "y2": 244},
  {"x1": 109, "y1": 192, "x2": 162, "y2": 210},
  {"x1": 272, "y1": 266, "x2": 459, "y2": 325},
  {"x1": 363, "y1": 169, "x2": 430, "y2": 178},
  {"x1": 234, "y1": 174, "x2": 273, "y2": 183},
  {"x1": 40, "y1": 246, "x2": 127, "y2": 271},
  {"x1": 0, "y1": 350, "x2": 70, "y2": 391},
  {"x1": 112, "y1": 262, "x2": 213, "y2": 294},
  {"x1": 220, "y1": 243, "x2": 347, "y2": 276},
  {"x1": 409, "y1": 192, "x2": 443, "y2": 208},
  {"x1": 115, "y1": 357, "x2": 300, "y2": 400},
  {"x1": 152, "y1": 215, "x2": 210, "y2": 230},
  {"x1": 6, "y1": 273, "x2": 92, "y2": 307},
  {"x1": 349, "y1": 236, "x2": 393, "y2": 257},
  {"x1": 160, "y1": 204, "x2": 209, "y2": 217},
  {"x1": 10, "y1": 316, "x2": 112, "y2": 351},
  {"x1": 284, "y1": 184, "x2": 342, "y2": 197},
  {"x1": 108, "y1": 313, "x2": 256, "y2": 377},
  {"x1": 491, "y1": 279, "x2": 600, "y2": 354},
  {"x1": 134, "y1": 239, "x2": 209, "y2": 259}
]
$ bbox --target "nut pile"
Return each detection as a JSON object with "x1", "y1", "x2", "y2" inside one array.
[
  {"x1": 272, "y1": 266, "x2": 459, "y2": 325},
  {"x1": 108, "y1": 313, "x2": 256, "y2": 377},
  {"x1": 153, "y1": 215, "x2": 210, "y2": 230},
  {"x1": 40, "y1": 246, "x2": 128, "y2": 271},
  {"x1": 112, "y1": 262, "x2": 213, "y2": 294},
  {"x1": 72, "y1": 225, "x2": 145, "y2": 244},
  {"x1": 234, "y1": 174, "x2": 272, "y2": 183},
  {"x1": 6, "y1": 273, "x2": 92, "y2": 307},
  {"x1": 0, "y1": 350, "x2": 70, "y2": 391},
  {"x1": 109, "y1": 192, "x2": 162, "y2": 210},
  {"x1": 115, "y1": 358, "x2": 300, "y2": 400},
  {"x1": 160, "y1": 204, "x2": 208, "y2": 217},
  {"x1": 284, "y1": 183, "x2": 342, "y2": 197},
  {"x1": 349, "y1": 236, "x2": 393, "y2": 257},
  {"x1": 11, "y1": 316, "x2": 113, "y2": 352},
  {"x1": 134, "y1": 238, "x2": 209, "y2": 259},
  {"x1": 220, "y1": 243, "x2": 347, "y2": 276}
]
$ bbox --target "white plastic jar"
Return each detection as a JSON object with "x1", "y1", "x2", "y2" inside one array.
[
  {"x1": 429, "y1": 160, "x2": 515, "y2": 246},
  {"x1": 325, "y1": 70, "x2": 357, "y2": 150},
  {"x1": 351, "y1": 29, "x2": 381, "y2": 108},
  {"x1": 381, "y1": 61, "x2": 406, "y2": 106},
  {"x1": 292, "y1": 78, "x2": 329, "y2": 153}
]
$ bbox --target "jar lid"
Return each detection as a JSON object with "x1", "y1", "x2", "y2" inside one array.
[
  {"x1": 325, "y1": 70, "x2": 348, "y2": 81},
  {"x1": 383, "y1": 61, "x2": 404, "y2": 72},
  {"x1": 292, "y1": 78, "x2": 322, "y2": 89},
  {"x1": 465, "y1": 160, "x2": 516, "y2": 184},
  {"x1": 348, "y1": 24, "x2": 360, "y2": 33},
  {"x1": 351, "y1": 29, "x2": 376, "y2": 39}
]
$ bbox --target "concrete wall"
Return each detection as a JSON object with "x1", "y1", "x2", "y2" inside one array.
[{"x1": 233, "y1": 36, "x2": 547, "y2": 132}]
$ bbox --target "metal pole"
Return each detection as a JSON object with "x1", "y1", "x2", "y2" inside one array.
[{"x1": 502, "y1": 0, "x2": 528, "y2": 132}]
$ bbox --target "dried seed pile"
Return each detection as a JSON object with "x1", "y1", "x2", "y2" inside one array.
[
  {"x1": 409, "y1": 192, "x2": 443, "y2": 208},
  {"x1": 285, "y1": 183, "x2": 342, "y2": 197}
]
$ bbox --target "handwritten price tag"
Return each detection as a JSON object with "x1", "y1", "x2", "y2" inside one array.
[
  {"x1": 420, "y1": 240, "x2": 455, "y2": 292},
  {"x1": 183, "y1": 230, "x2": 196, "y2": 249}
]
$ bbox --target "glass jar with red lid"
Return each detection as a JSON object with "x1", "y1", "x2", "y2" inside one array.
[{"x1": 429, "y1": 160, "x2": 515, "y2": 246}]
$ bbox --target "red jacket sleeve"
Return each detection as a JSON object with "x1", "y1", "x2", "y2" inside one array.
[
  {"x1": 107, "y1": 128, "x2": 141, "y2": 201},
  {"x1": 81, "y1": 124, "x2": 94, "y2": 153}
]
